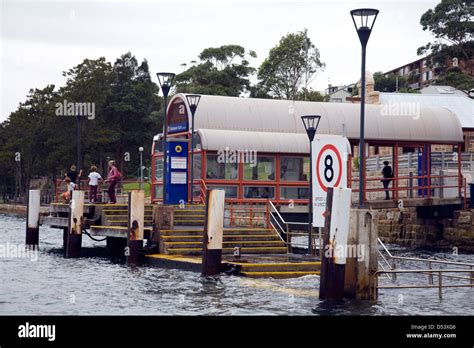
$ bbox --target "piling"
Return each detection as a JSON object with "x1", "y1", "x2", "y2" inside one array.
[
  {"x1": 319, "y1": 187, "x2": 352, "y2": 300},
  {"x1": 25, "y1": 190, "x2": 41, "y2": 247},
  {"x1": 127, "y1": 190, "x2": 144, "y2": 265},
  {"x1": 202, "y1": 189, "x2": 226, "y2": 276},
  {"x1": 65, "y1": 190, "x2": 84, "y2": 258}
]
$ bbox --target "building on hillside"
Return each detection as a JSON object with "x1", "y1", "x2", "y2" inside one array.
[{"x1": 327, "y1": 84, "x2": 355, "y2": 103}]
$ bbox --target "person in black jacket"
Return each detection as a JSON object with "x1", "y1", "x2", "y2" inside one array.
[{"x1": 381, "y1": 161, "x2": 393, "y2": 200}]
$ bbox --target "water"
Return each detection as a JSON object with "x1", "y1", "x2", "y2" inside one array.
[{"x1": 1, "y1": 213, "x2": 473, "y2": 315}]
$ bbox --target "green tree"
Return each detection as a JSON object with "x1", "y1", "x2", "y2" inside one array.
[
  {"x1": 373, "y1": 71, "x2": 412, "y2": 92},
  {"x1": 417, "y1": 0, "x2": 474, "y2": 76},
  {"x1": 175, "y1": 45, "x2": 256, "y2": 96},
  {"x1": 257, "y1": 29, "x2": 325, "y2": 100}
]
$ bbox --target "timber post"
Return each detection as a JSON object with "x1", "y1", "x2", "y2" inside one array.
[
  {"x1": 127, "y1": 190, "x2": 144, "y2": 265},
  {"x1": 65, "y1": 190, "x2": 84, "y2": 258},
  {"x1": 202, "y1": 189, "x2": 226, "y2": 276},
  {"x1": 25, "y1": 189, "x2": 41, "y2": 248}
]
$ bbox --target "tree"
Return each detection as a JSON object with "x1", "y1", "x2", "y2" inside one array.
[
  {"x1": 417, "y1": 0, "x2": 474, "y2": 75},
  {"x1": 257, "y1": 29, "x2": 325, "y2": 100},
  {"x1": 175, "y1": 45, "x2": 256, "y2": 96},
  {"x1": 373, "y1": 71, "x2": 412, "y2": 92}
]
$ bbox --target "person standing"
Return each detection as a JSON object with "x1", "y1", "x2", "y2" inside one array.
[
  {"x1": 381, "y1": 161, "x2": 393, "y2": 200},
  {"x1": 105, "y1": 160, "x2": 121, "y2": 204},
  {"x1": 65, "y1": 165, "x2": 82, "y2": 185},
  {"x1": 88, "y1": 165, "x2": 102, "y2": 203}
]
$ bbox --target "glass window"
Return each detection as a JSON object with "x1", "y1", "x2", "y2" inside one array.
[
  {"x1": 280, "y1": 187, "x2": 309, "y2": 200},
  {"x1": 193, "y1": 153, "x2": 201, "y2": 180},
  {"x1": 244, "y1": 186, "x2": 275, "y2": 199},
  {"x1": 207, "y1": 185, "x2": 238, "y2": 198},
  {"x1": 280, "y1": 157, "x2": 309, "y2": 181},
  {"x1": 154, "y1": 157, "x2": 163, "y2": 181},
  {"x1": 154, "y1": 138, "x2": 164, "y2": 154},
  {"x1": 244, "y1": 156, "x2": 275, "y2": 181},
  {"x1": 206, "y1": 154, "x2": 238, "y2": 180},
  {"x1": 154, "y1": 185, "x2": 163, "y2": 199}
]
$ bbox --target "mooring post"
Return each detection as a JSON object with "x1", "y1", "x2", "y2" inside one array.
[
  {"x1": 127, "y1": 190, "x2": 144, "y2": 265},
  {"x1": 25, "y1": 189, "x2": 41, "y2": 248},
  {"x1": 202, "y1": 189, "x2": 226, "y2": 276},
  {"x1": 65, "y1": 190, "x2": 84, "y2": 258},
  {"x1": 344, "y1": 208, "x2": 378, "y2": 300},
  {"x1": 319, "y1": 187, "x2": 352, "y2": 300}
]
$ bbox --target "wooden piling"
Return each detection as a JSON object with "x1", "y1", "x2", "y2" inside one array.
[
  {"x1": 25, "y1": 189, "x2": 40, "y2": 247},
  {"x1": 65, "y1": 190, "x2": 84, "y2": 258},
  {"x1": 202, "y1": 189, "x2": 226, "y2": 276},
  {"x1": 319, "y1": 187, "x2": 352, "y2": 301},
  {"x1": 127, "y1": 190, "x2": 144, "y2": 265}
]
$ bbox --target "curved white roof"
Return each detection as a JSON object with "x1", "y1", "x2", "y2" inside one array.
[
  {"x1": 170, "y1": 94, "x2": 463, "y2": 144},
  {"x1": 197, "y1": 129, "x2": 351, "y2": 155}
]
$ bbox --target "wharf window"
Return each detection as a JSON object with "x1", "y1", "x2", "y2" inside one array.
[
  {"x1": 244, "y1": 186, "x2": 275, "y2": 199},
  {"x1": 154, "y1": 157, "x2": 163, "y2": 181},
  {"x1": 206, "y1": 154, "x2": 238, "y2": 180},
  {"x1": 154, "y1": 185, "x2": 163, "y2": 199},
  {"x1": 207, "y1": 185, "x2": 238, "y2": 198},
  {"x1": 280, "y1": 187, "x2": 309, "y2": 200},
  {"x1": 280, "y1": 157, "x2": 309, "y2": 181},
  {"x1": 193, "y1": 153, "x2": 202, "y2": 179},
  {"x1": 243, "y1": 156, "x2": 275, "y2": 181}
]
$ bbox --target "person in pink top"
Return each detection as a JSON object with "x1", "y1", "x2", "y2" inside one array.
[{"x1": 104, "y1": 160, "x2": 121, "y2": 204}]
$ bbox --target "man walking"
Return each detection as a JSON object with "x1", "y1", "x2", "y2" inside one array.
[{"x1": 381, "y1": 161, "x2": 393, "y2": 200}]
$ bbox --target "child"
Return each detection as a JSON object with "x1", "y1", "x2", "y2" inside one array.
[
  {"x1": 60, "y1": 177, "x2": 76, "y2": 203},
  {"x1": 88, "y1": 165, "x2": 102, "y2": 203}
]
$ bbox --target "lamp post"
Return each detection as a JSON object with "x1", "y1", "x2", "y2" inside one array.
[
  {"x1": 76, "y1": 115, "x2": 81, "y2": 189},
  {"x1": 139, "y1": 146, "x2": 144, "y2": 190},
  {"x1": 156, "y1": 72, "x2": 175, "y2": 204},
  {"x1": 185, "y1": 94, "x2": 201, "y2": 204},
  {"x1": 350, "y1": 8, "x2": 379, "y2": 207},
  {"x1": 301, "y1": 115, "x2": 321, "y2": 255}
]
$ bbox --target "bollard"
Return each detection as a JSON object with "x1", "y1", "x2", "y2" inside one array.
[
  {"x1": 65, "y1": 190, "x2": 84, "y2": 258},
  {"x1": 127, "y1": 190, "x2": 144, "y2": 265},
  {"x1": 25, "y1": 190, "x2": 41, "y2": 247},
  {"x1": 319, "y1": 187, "x2": 352, "y2": 301},
  {"x1": 202, "y1": 189, "x2": 226, "y2": 276}
]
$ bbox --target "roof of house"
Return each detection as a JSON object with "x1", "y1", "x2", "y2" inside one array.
[{"x1": 167, "y1": 94, "x2": 464, "y2": 144}]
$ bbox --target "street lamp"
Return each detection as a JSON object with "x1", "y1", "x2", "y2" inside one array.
[
  {"x1": 350, "y1": 8, "x2": 379, "y2": 207},
  {"x1": 185, "y1": 94, "x2": 201, "y2": 204},
  {"x1": 139, "y1": 146, "x2": 144, "y2": 190},
  {"x1": 301, "y1": 115, "x2": 321, "y2": 255},
  {"x1": 156, "y1": 72, "x2": 175, "y2": 204}
]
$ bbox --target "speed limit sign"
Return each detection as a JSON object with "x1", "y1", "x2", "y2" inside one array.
[{"x1": 312, "y1": 136, "x2": 351, "y2": 227}]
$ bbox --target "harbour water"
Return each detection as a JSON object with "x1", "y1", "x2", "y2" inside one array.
[{"x1": 1, "y1": 213, "x2": 472, "y2": 315}]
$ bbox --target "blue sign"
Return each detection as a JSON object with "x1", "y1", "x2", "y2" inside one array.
[{"x1": 165, "y1": 141, "x2": 188, "y2": 204}]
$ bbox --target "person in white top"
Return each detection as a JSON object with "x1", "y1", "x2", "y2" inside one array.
[{"x1": 88, "y1": 165, "x2": 103, "y2": 203}]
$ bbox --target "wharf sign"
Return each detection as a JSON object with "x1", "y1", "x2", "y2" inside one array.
[{"x1": 312, "y1": 135, "x2": 351, "y2": 227}]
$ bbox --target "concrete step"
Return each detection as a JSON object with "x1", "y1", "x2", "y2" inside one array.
[
  {"x1": 161, "y1": 235, "x2": 281, "y2": 243},
  {"x1": 165, "y1": 241, "x2": 285, "y2": 250},
  {"x1": 174, "y1": 220, "x2": 205, "y2": 226},
  {"x1": 166, "y1": 247, "x2": 287, "y2": 255},
  {"x1": 235, "y1": 261, "x2": 321, "y2": 273},
  {"x1": 240, "y1": 271, "x2": 320, "y2": 279},
  {"x1": 160, "y1": 228, "x2": 275, "y2": 236}
]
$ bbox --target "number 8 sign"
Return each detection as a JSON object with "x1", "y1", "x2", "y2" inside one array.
[{"x1": 312, "y1": 136, "x2": 351, "y2": 227}]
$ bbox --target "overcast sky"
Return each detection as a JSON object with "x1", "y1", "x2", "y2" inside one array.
[{"x1": 0, "y1": 0, "x2": 439, "y2": 121}]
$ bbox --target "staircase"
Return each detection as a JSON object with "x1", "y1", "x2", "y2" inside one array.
[
  {"x1": 173, "y1": 204, "x2": 206, "y2": 226},
  {"x1": 101, "y1": 204, "x2": 154, "y2": 227},
  {"x1": 160, "y1": 227, "x2": 287, "y2": 255},
  {"x1": 232, "y1": 261, "x2": 321, "y2": 278}
]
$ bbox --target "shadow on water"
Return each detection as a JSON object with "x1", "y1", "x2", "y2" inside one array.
[{"x1": 312, "y1": 298, "x2": 379, "y2": 316}]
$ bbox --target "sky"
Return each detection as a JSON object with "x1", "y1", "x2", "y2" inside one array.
[{"x1": 0, "y1": 0, "x2": 440, "y2": 122}]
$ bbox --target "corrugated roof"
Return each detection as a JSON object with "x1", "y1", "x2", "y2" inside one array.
[
  {"x1": 197, "y1": 129, "x2": 351, "y2": 155},
  {"x1": 379, "y1": 92, "x2": 473, "y2": 129},
  {"x1": 170, "y1": 94, "x2": 463, "y2": 143}
]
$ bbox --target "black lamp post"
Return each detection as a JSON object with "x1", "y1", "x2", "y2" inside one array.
[
  {"x1": 185, "y1": 94, "x2": 201, "y2": 204},
  {"x1": 301, "y1": 115, "x2": 321, "y2": 255},
  {"x1": 350, "y1": 8, "x2": 379, "y2": 207},
  {"x1": 156, "y1": 72, "x2": 175, "y2": 204}
]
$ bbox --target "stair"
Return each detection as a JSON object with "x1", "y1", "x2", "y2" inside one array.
[
  {"x1": 233, "y1": 261, "x2": 321, "y2": 278},
  {"x1": 160, "y1": 227, "x2": 286, "y2": 255},
  {"x1": 101, "y1": 204, "x2": 154, "y2": 228},
  {"x1": 173, "y1": 204, "x2": 206, "y2": 226}
]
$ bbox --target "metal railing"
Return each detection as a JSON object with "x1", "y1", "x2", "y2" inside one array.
[
  {"x1": 268, "y1": 200, "x2": 322, "y2": 255},
  {"x1": 376, "y1": 239, "x2": 474, "y2": 299}
]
